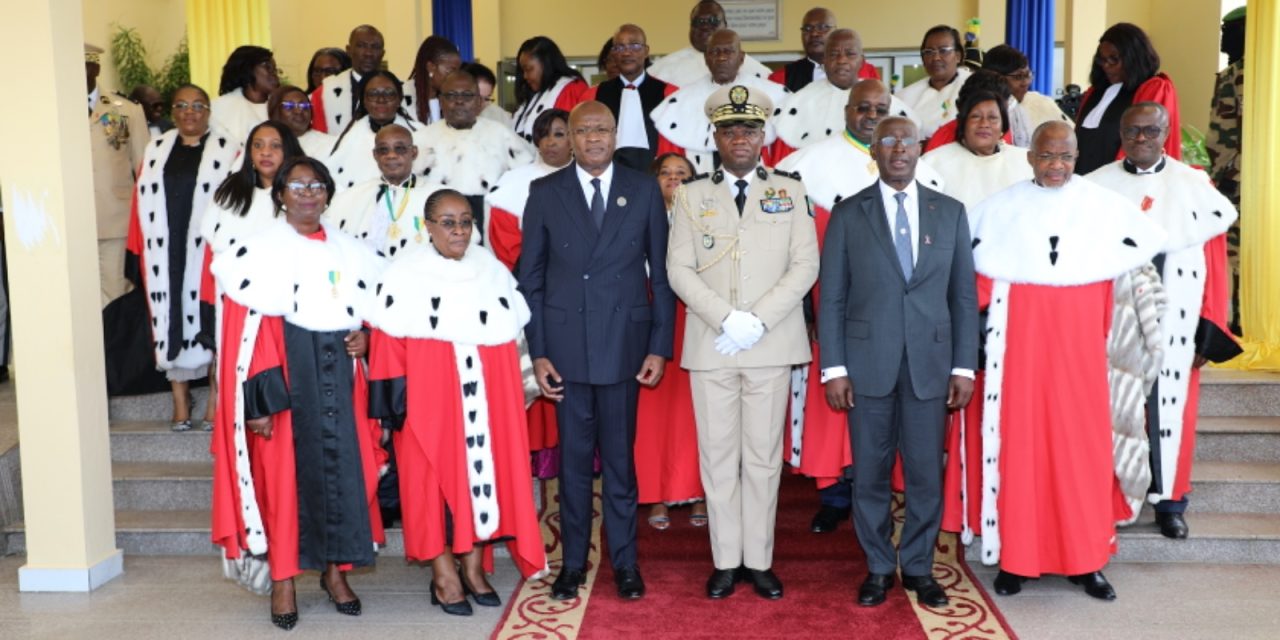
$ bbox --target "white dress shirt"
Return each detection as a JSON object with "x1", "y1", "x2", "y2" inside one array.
[
  {"x1": 1081, "y1": 83, "x2": 1123, "y2": 129},
  {"x1": 723, "y1": 166, "x2": 755, "y2": 204},
  {"x1": 575, "y1": 162, "x2": 615, "y2": 210},
  {"x1": 821, "y1": 178, "x2": 973, "y2": 383},
  {"x1": 88, "y1": 86, "x2": 100, "y2": 113},
  {"x1": 617, "y1": 72, "x2": 650, "y2": 150},
  {"x1": 809, "y1": 58, "x2": 827, "y2": 84}
]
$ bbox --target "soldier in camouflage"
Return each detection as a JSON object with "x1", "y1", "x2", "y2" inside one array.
[{"x1": 1206, "y1": 7, "x2": 1245, "y2": 331}]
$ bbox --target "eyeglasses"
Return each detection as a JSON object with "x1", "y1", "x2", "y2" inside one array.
[
  {"x1": 428, "y1": 218, "x2": 474, "y2": 231},
  {"x1": 611, "y1": 42, "x2": 647, "y2": 53},
  {"x1": 172, "y1": 101, "x2": 209, "y2": 113},
  {"x1": 800, "y1": 23, "x2": 834, "y2": 33},
  {"x1": 876, "y1": 135, "x2": 918, "y2": 148},
  {"x1": 440, "y1": 91, "x2": 478, "y2": 102},
  {"x1": 286, "y1": 181, "x2": 328, "y2": 195},
  {"x1": 365, "y1": 88, "x2": 400, "y2": 102},
  {"x1": 1005, "y1": 70, "x2": 1034, "y2": 82},
  {"x1": 853, "y1": 104, "x2": 891, "y2": 115},
  {"x1": 314, "y1": 66, "x2": 342, "y2": 76},
  {"x1": 1034, "y1": 152, "x2": 1078, "y2": 164},
  {"x1": 280, "y1": 100, "x2": 312, "y2": 112},
  {"x1": 1122, "y1": 125, "x2": 1164, "y2": 140},
  {"x1": 920, "y1": 46, "x2": 957, "y2": 59},
  {"x1": 1096, "y1": 55, "x2": 1122, "y2": 67},
  {"x1": 373, "y1": 144, "x2": 414, "y2": 157},
  {"x1": 573, "y1": 126, "x2": 616, "y2": 138},
  {"x1": 691, "y1": 16, "x2": 722, "y2": 27}
]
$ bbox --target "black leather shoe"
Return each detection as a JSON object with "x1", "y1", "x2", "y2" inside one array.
[
  {"x1": 551, "y1": 569, "x2": 587, "y2": 601},
  {"x1": 810, "y1": 505, "x2": 851, "y2": 533},
  {"x1": 706, "y1": 567, "x2": 741, "y2": 599},
  {"x1": 745, "y1": 568, "x2": 783, "y2": 600},
  {"x1": 993, "y1": 570, "x2": 1026, "y2": 596},
  {"x1": 1156, "y1": 512, "x2": 1189, "y2": 539},
  {"x1": 431, "y1": 584, "x2": 474, "y2": 616},
  {"x1": 857, "y1": 573, "x2": 894, "y2": 607},
  {"x1": 902, "y1": 574, "x2": 949, "y2": 607},
  {"x1": 1068, "y1": 571, "x2": 1117, "y2": 601},
  {"x1": 614, "y1": 566, "x2": 645, "y2": 599}
]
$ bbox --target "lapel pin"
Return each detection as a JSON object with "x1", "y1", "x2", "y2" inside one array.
[
  {"x1": 617, "y1": 196, "x2": 627, "y2": 207},
  {"x1": 924, "y1": 235, "x2": 932, "y2": 245}
]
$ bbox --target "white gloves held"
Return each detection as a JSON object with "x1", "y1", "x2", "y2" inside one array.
[{"x1": 716, "y1": 310, "x2": 765, "y2": 355}]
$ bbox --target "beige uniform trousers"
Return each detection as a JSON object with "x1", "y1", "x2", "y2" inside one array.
[
  {"x1": 99, "y1": 237, "x2": 130, "y2": 307},
  {"x1": 690, "y1": 364, "x2": 790, "y2": 570}
]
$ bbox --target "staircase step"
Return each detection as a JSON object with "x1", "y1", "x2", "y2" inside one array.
[
  {"x1": 109, "y1": 387, "x2": 211, "y2": 423},
  {"x1": 1, "y1": 513, "x2": 507, "y2": 558},
  {"x1": 964, "y1": 512, "x2": 1280, "y2": 565},
  {"x1": 1196, "y1": 417, "x2": 1280, "y2": 463},
  {"x1": 110, "y1": 421, "x2": 213, "y2": 463},
  {"x1": 113, "y1": 461, "x2": 212, "y2": 511},
  {"x1": 1198, "y1": 369, "x2": 1280, "y2": 417},
  {"x1": 1189, "y1": 462, "x2": 1280, "y2": 514}
]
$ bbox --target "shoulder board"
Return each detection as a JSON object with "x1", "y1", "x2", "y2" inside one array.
[
  {"x1": 754, "y1": 166, "x2": 768, "y2": 180},
  {"x1": 772, "y1": 169, "x2": 801, "y2": 180},
  {"x1": 711, "y1": 169, "x2": 725, "y2": 184},
  {"x1": 113, "y1": 91, "x2": 137, "y2": 104},
  {"x1": 683, "y1": 173, "x2": 710, "y2": 185}
]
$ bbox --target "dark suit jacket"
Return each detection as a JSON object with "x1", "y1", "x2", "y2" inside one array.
[
  {"x1": 817, "y1": 181, "x2": 978, "y2": 399},
  {"x1": 518, "y1": 163, "x2": 675, "y2": 385},
  {"x1": 594, "y1": 74, "x2": 670, "y2": 153}
]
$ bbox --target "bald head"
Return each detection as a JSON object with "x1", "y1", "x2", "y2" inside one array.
[
  {"x1": 705, "y1": 29, "x2": 745, "y2": 84},
  {"x1": 372, "y1": 124, "x2": 417, "y2": 183},
  {"x1": 1119, "y1": 102, "x2": 1170, "y2": 170},
  {"x1": 1028, "y1": 121, "x2": 1077, "y2": 187},
  {"x1": 690, "y1": 1, "x2": 728, "y2": 51},
  {"x1": 823, "y1": 29, "x2": 864, "y2": 90},
  {"x1": 845, "y1": 79, "x2": 891, "y2": 143},
  {"x1": 569, "y1": 101, "x2": 617, "y2": 174},
  {"x1": 613, "y1": 24, "x2": 650, "y2": 80},
  {"x1": 801, "y1": 7, "x2": 837, "y2": 60}
]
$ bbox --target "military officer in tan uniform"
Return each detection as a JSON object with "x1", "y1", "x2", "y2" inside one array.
[
  {"x1": 87, "y1": 43, "x2": 149, "y2": 306},
  {"x1": 667, "y1": 84, "x2": 818, "y2": 601}
]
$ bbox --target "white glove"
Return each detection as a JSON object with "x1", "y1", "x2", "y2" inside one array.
[
  {"x1": 714, "y1": 332, "x2": 743, "y2": 356},
  {"x1": 721, "y1": 310, "x2": 765, "y2": 350}
]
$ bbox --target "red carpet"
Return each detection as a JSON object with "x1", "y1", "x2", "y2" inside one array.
[{"x1": 493, "y1": 473, "x2": 1015, "y2": 639}]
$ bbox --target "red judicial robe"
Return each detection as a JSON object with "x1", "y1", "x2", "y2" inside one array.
[
  {"x1": 367, "y1": 243, "x2": 547, "y2": 578},
  {"x1": 634, "y1": 301, "x2": 703, "y2": 504},
  {"x1": 969, "y1": 177, "x2": 1165, "y2": 575},
  {"x1": 923, "y1": 119, "x2": 1013, "y2": 153},
  {"x1": 210, "y1": 222, "x2": 387, "y2": 583},
  {"x1": 1087, "y1": 157, "x2": 1238, "y2": 504},
  {"x1": 1078, "y1": 73, "x2": 1182, "y2": 162},
  {"x1": 512, "y1": 77, "x2": 590, "y2": 143}
]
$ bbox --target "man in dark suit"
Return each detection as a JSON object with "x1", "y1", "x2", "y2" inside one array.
[
  {"x1": 817, "y1": 116, "x2": 978, "y2": 609},
  {"x1": 519, "y1": 101, "x2": 675, "y2": 601},
  {"x1": 583, "y1": 24, "x2": 675, "y2": 172}
]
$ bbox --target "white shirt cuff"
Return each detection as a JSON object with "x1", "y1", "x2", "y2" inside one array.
[
  {"x1": 820, "y1": 366, "x2": 848, "y2": 384},
  {"x1": 951, "y1": 368, "x2": 975, "y2": 380}
]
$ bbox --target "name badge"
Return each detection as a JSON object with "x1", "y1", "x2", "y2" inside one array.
[{"x1": 760, "y1": 187, "x2": 794, "y2": 214}]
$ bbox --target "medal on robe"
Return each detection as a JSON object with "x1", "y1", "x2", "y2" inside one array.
[
  {"x1": 702, "y1": 234, "x2": 715, "y2": 249},
  {"x1": 383, "y1": 186, "x2": 411, "y2": 243},
  {"x1": 328, "y1": 270, "x2": 341, "y2": 298},
  {"x1": 413, "y1": 216, "x2": 423, "y2": 242}
]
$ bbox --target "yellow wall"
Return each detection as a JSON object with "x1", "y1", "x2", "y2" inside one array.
[
  {"x1": 490, "y1": 0, "x2": 980, "y2": 59},
  {"x1": 267, "y1": 0, "x2": 433, "y2": 86},
  {"x1": 82, "y1": 0, "x2": 187, "y2": 95}
]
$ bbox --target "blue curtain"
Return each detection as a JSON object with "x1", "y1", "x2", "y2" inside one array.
[
  {"x1": 1006, "y1": 0, "x2": 1054, "y2": 95},
  {"x1": 433, "y1": 0, "x2": 474, "y2": 60}
]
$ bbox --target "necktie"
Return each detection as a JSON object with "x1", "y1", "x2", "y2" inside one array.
[
  {"x1": 893, "y1": 191, "x2": 913, "y2": 280},
  {"x1": 735, "y1": 179, "x2": 748, "y2": 216},
  {"x1": 591, "y1": 177, "x2": 605, "y2": 229}
]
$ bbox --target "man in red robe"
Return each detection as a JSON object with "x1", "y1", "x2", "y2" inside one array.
[
  {"x1": 969, "y1": 121, "x2": 1165, "y2": 601},
  {"x1": 1088, "y1": 103, "x2": 1239, "y2": 539}
]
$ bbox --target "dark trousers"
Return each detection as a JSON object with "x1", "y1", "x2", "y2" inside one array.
[
  {"x1": 819, "y1": 479, "x2": 853, "y2": 510},
  {"x1": 557, "y1": 379, "x2": 640, "y2": 571},
  {"x1": 849, "y1": 353, "x2": 947, "y2": 576},
  {"x1": 1155, "y1": 497, "x2": 1189, "y2": 514}
]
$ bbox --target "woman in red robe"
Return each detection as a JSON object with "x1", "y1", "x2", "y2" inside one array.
[
  {"x1": 634, "y1": 153, "x2": 706, "y2": 529},
  {"x1": 368, "y1": 189, "x2": 546, "y2": 617},
  {"x1": 511, "y1": 36, "x2": 590, "y2": 144},
  {"x1": 1074, "y1": 22, "x2": 1181, "y2": 174},
  {"x1": 210, "y1": 157, "x2": 387, "y2": 630}
]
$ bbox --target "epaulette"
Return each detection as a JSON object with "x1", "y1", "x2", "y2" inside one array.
[
  {"x1": 754, "y1": 165, "x2": 768, "y2": 180},
  {"x1": 711, "y1": 169, "x2": 724, "y2": 184},
  {"x1": 684, "y1": 173, "x2": 710, "y2": 185},
  {"x1": 113, "y1": 91, "x2": 139, "y2": 105},
  {"x1": 772, "y1": 169, "x2": 801, "y2": 180}
]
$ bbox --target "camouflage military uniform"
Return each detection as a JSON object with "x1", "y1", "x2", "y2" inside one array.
[{"x1": 1207, "y1": 59, "x2": 1242, "y2": 329}]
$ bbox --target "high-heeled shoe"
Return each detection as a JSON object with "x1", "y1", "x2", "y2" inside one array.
[
  {"x1": 270, "y1": 611, "x2": 298, "y2": 631},
  {"x1": 459, "y1": 569, "x2": 502, "y2": 607},
  {"x1": 431, "y1": 583, "x2": 474, "y2": 616},
  {"x1": 320, "y1": 576, "x2": 362, "y2": 616}
]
